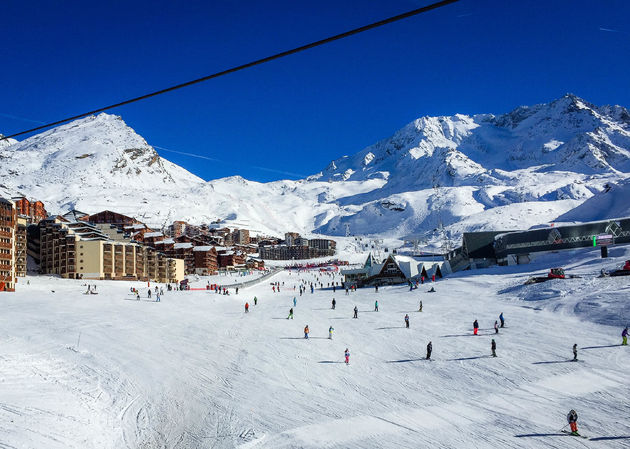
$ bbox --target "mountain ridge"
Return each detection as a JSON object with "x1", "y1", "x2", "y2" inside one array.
[{"x1": 1, "y1": 94, "x2": 629, "y2": 244}]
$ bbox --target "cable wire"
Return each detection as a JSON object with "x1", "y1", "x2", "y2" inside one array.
[{"x1": 1, "y1": 0, "x2": 460, "y2": 141}]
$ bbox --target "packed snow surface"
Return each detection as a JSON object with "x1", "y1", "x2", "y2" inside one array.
[{"x1": 1, "y1": 246, "x2": 629, "y2": 448}]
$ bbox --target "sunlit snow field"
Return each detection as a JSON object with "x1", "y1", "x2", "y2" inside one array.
[{"x1": 1, "y1": 247, "x2": 629, "y2": 448}]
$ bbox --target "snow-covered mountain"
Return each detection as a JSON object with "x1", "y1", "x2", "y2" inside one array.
[{"x1": 1, "y1": 94, "x2": 629, "y2": 243}]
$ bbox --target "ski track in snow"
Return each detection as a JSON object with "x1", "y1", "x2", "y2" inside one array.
[{"x1": 1, "y1": 247, "x2": 630, "y2": 448}]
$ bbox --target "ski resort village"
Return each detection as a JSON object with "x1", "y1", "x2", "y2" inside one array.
[
  {"x1": 1, "y1": 93, "x2": 630, "y2": 448},
  {"x1": 2, "y1": 1, "x2": 630, "y2": 448}
]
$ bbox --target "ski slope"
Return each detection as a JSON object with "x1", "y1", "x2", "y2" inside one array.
[{"x1": 1, "y1": 247, "x2": 629, "y2": 448}]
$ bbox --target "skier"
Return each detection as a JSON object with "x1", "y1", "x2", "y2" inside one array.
[
  {"x1": 491, "y1": 339, "x2": 497, "y2": 357},
  {"x1": 353, "y1": 306, "x2": 358, "y2": 319},
  {"x1": 329, "y1": 326, "x2": 334, "y2": 339},
  {"x1": 236, "y1": 287, "x2": 239, "y2": 295},
  {"x1": 405, "y1": 314, "x2": 410, "y2": 328},
  {"x1": 293, "y1": 297, "x2": 297, "y2": 307},
  {"x1": 426, "y1": 341, "x2": 432, "y2": 360},
  {"x1": 245, "y1": 302, "x2": 249, "y2": 313},
  {"x1": 375, "y1": 285, "x2": 379, "y2": 293},
  {"x1": 136, "y1": 291, "x2": 140, "y2": 300},
  {"x1": 374, "y1": 300, "x2": 379, "y2": 312},
  {"x1": 622, "y1": 326, "x2": 628, "y2": 346},
  {"x1": 156, "y1": 292, "x2": 160, "y2": 302},
  {"x1": 418, "y1": 300, "x2": 423, "y2": 312},
  {"x1": 473, "y1": 319, "x2": 479, "y2": 335},
  {"x1": 288, "y1": 307, "x2": 294, "y2": 319},
  {"x1": 304, "y1": 325, "x2": 309, "y2": 339},
  {"x1": 494, "y1": 320, "x2": 499, "y2": 334},
  {"x1": 344, "y1": 348, "x2": 350, "y2": 364},
  {"x1": 427, "y1": 286, "x2": 436, "y2": 293},
  {"x1": 332, "y1": 298, "x2": 336, "y2": 310},
  {"x1": 572, "y1": 343, "x2": 578, "y2": 361},
  {"x1": 345, "y1": 287, "x2": 349, "y2": 295},
  {"x1": 147, "y1": 289, "x2": 151, "y2": 299},
  {"x1": 499, "y1": 312, "x2": 505, "y2": 328},
  {"x1": 567, "y1": 409, "x2": 580, "y2": 436},
  {"x1": 254, "y1": 296, "x2": 258, "y2": 305}
]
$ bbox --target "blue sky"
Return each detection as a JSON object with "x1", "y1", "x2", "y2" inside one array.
[{"x1": 2, "y1": 0, "x2": 629, "y2": 181}]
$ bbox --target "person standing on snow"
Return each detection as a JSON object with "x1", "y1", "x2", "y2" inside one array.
[
  {"x1": 567, "y1": 409, "x2": 579, "y2": 436},
  {"x1": 426, "y1": 341, "x2": 432, "y2": 360},
  {"x1": 491, "y1": 339, "x2": 497, "y2": 357},
  {"x1": 499, "y1": 313, "x2": 505, "y2": 328},
  {"x1": 494, "y1": 321, "x2": 499, "y2": 334},
  {"x1": 353, "y1": 306, "x2": 358, "y2": 319},
  {"x1": 404, "y1": 314, "x2": 410, "y2": 328},
  {"x1": 329, "y1": 326, "x2": 334, "y2": 339},
  {"x1": 473, "y1": 319, "x2": 479, "y2": 335},
  {"x1": 245, "y1": 302, "x2": 249, "y2": 313},
  {"x1": 293, "y1": 297, "x2": 297, "y2": 307},
  {"x1": 287, "y1": 308, "x2": 294, "y2": 319},
  {"x1": 332, "y1": 298, "x2": 336, "y2": 310},
  {"x1": 622, "y1": 326, "x2": 628, "y2": 346},
  {"x1": 344, "y1": 348, "x2": 350, "y2": 364},
  {"x1": 374, "y1": 300, "x2": 379, "y2": 312},
  {"x1": 254, "y1": 296, "x2": 258, "y2": 305},
  {"x1": 572, "y1": 343, "x2": 578, "y2": 361},
  {"x1": 304, "y1": 325, "x2": 309, "y2": 339},
  {"x1": 418, "y1": 301, "x2": 423, "y2": 312}
]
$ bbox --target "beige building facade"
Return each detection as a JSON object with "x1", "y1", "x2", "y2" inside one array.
[{"x1": 40, "y1": 217, "x2": 183, "y2": 283}]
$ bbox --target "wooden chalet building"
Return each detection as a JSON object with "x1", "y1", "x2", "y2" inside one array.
[
  {"x1": 218, "y1": 250, "x2": 246, "y2": 269},
  {"x1": 342, "y1": 253, "x2": 451, "y2": 288},
  {"x1": 193, "y1": 246, "x2": 218, "y2": 275},
  {"x1": 81, "y1": 210, "x2": 141, "y2": 229}
]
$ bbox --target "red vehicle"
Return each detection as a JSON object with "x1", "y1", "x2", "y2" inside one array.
[
  {"x1": 526, "y1": 267, "x2": 579, "y2": 284},
  {"x1": 547, "y1": 268, "x2": 566, "y2": 279},
  {"x1": 601, "y1": 260, "x2": 630, "y2": 277}
]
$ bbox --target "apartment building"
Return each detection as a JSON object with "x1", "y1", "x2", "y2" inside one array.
[
  {"x1": 169, "y1": 220, "x2": 188, "y2": 238},
  {"x1": 81, "y1": 210, "x2": 140, "y2": 229},
  {"x1": 193, "y1": 246, "x2": 218, "y2": 275},
  {"x1": 258, "y1": 237, "x2": 336, "y2": 260},
  {"x1": 15, "y1": 216, "x2": 27, "y2": 277},
  {"x1": 39, "y1": 217, "x2": 183, "y2": 282},
  {"x1": 232, "y1": 228, "x2": 250, "y2": 245},
  {"x1": 284, "y1": 232, "x2": 300, "y2": 246},
  {"x1": 217, "y1": 250, "x2": 246, "y2": 269},
  {"x1": 0, "y1": 197, "x2": 16, "y2": 291},
  {"x1": 12, "y1": 196, "x2": 48, "y2": 224}
]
